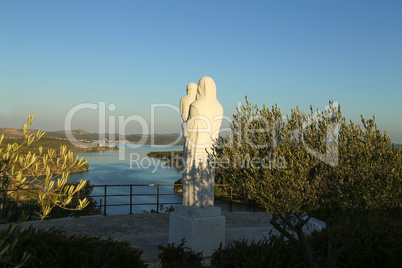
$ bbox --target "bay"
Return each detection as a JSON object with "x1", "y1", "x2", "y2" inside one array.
[{"x1": 69, "y1": 145, "x2": 183, "y2": 214}]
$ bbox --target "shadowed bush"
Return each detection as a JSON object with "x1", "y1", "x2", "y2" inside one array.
[
  {"x1": 158, "y1": 239, "x2": 204, "y2": 268},
  {"x1": 210, "y1": 235, "x2": 303, "y2": 268},
  {"x1": 1, "y1": 181, "x2": 100, "y2": 223},
  {"x1": 309, "y1": 208, "x2": 402, "y2": 268},
  {"x1": 0, "y1": 224, "x2": 147, "y2": 268}
]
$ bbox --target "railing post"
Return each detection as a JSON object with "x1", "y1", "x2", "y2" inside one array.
[
  {"x1": 104, "y1": 185, "x2": 107, "y2": 216},
  {"x1": 99, "y1": 199, "x2": 102, "y2": 215},
  {"x1": 156, "y1": 185, "x2": 160, "y2": 213},
  {"x1": 129, "y1": 185, "x2": 133, "y2": 214}
]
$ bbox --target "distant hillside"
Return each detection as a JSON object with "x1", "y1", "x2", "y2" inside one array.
[
  {"x1": 0, "y1": 128, "x2": 98, "y2": 140},
  {"x1": 153, "y1": 134, "x2": 184, "y2": 146},
  {"x1": 0, "y1": 136, "x2": 117, "y2": 155},
  {"x1": 45, "y1": 130, "x2": 100, "y2": 141},
  {"x1": 0, "y1": 128, "x2": 184, "y2": 146},
  {"x1": 125, "y1": 134, "x2": 184, "y2": 146},
  {"x1": 0, "y1": 128, "x2": 40, "y2": 138},
  {"x1": 394, "y1": 143, "x2": 402, "y2": 149}
]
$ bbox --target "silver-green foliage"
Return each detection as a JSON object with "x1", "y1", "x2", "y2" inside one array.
[
  {"x1": 0, "y1": 114, "x2": 89, "y2": 220},
  {"x1": 213, "y1": 97, "x2": 401, "y2": 267}
]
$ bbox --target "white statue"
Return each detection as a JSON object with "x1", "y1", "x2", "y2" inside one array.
[
  {"x1": 180, "y1": 82, "x2": 197, "y2": 122},
  {"x1": 181, "y1": 76, "x2": 223, "y2": 208},
  {"x1": 180, "y1": 83, "x2": 197, "y2": 206},
  {"x1": 180, "y1": 83, "x2": 197, "y2": 140}
]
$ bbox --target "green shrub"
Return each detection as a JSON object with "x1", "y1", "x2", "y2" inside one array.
[
  {"x1": 1, "y1": 201, "x2": 38, "y2": 223},
  {"x1": 210, "y1": 234, "x2": 303, "y2": 268},
  {"x1": 209, "y1": 212, "x2": 401, "y2": 268},
  {"x1": 144, "y1": 204, "x2": 175, "y2": 213},
  {"x1": 0, "y1": 224, "x2": 147, "y2": 268},
  {"x1": 45, "y1": 181, "x2": 101, "y2": 219},
  {"x1": 308, "y1": 208, "x2": 402, "y2": 268},
  {"x1": 0, "y1": 224, "x2": 31, "y2": 267},
  {"x1": 1, "y1": 181, "x2": 100, "y2": 223},
  {"x1": 158, "y1": 239, "x2": 204, "y2": 268}
]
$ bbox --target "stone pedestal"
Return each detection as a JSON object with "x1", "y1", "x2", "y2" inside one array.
[{"x1": 168, "y1": 205, "x2": 226, "y2": 257}]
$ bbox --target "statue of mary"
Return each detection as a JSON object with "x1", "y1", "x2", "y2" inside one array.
[{"x1": 181, "y1": 76, "x2": 223, "y2": 208}]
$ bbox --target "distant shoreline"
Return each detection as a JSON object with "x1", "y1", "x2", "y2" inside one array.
[
  {"x1": 147, "y1": 151, "x2": 183, "y2": 169},
  {"x1": 72, "y1": 145, "x2": 119, "y2": 153},
  {"x1": 0, "y1": 128, "x2": 185, "y2": 146}
]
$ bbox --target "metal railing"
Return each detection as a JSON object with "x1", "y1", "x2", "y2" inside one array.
[
  {"x1": 2, "y1": 183, "x2": 257, "y2": 221},
  {"x1": 91, "y1": 184, "x2": 233, "y2": 215}
]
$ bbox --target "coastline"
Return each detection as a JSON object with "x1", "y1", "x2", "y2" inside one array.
[
  {"x1": 147, "y1": 151, "x2": 183, "y2": 169},
  {"x1": 72, "y1": 145, "x2": 119, "y2": 153}
]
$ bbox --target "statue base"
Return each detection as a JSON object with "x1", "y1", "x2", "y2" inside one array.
[{"x1": 168, "y1": 205, "x2": 226, "y2": 257}]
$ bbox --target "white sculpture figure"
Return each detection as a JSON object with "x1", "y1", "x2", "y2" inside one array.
[
  {"x1": 180, "y1": 82, "x2": 197, "y2": 122},
  {"x1": 180, "y1": 83, "x2": 197, "y2": 141},
  {"x1": 182, "y1": 76, "x2": 223, "y2": 208},
  {"x1": 170, "y1": 76, "x2": 225, "y2": 257},
  {"x1": 180, "y1": 83, "x2": 197, "y2": 206}
]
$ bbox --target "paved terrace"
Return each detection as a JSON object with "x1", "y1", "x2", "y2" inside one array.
[{"x1": 2, "y1": 211, "x2": 279, "y2": 266}]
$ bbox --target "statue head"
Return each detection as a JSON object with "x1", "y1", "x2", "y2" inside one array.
[
  {"x1": 197, "y1": 76, "x2": 216, "y2": 100},
  {"x1": 187, "y1": 83, "x2": 197, "y2": 95}
]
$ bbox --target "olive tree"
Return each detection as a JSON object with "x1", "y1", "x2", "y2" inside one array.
[
  {"x1": 0, "y1": 114, "x2": 89, "y2": 220},
  {"x1": 212, "y1": 97, "x2": 401, "y2": 268}
]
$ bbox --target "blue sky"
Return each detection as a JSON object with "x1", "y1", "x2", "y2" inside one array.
[{"x1": 1, "y1": 0, "x2": 401, "y2": 143}]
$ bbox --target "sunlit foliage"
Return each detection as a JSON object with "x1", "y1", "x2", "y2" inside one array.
[{"x1": 0, "y1": 114, "x2": 89, "y2": 220}]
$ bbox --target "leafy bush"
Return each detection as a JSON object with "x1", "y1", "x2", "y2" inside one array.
[
  {"x1": 210, "y1": 235, "x2": 303, "y2": 268},
  {"x1": 0, "y1": 224, "x2": 147, "y2": 268},
  {"x1": 213, "y1": 98, "x2": 402, "y2": 267},
  {"x1": 1, "y1": 181, "x2": 100, "y2": 223},
  {"x1": 0, "y1": 224, "x2": 31, "y2": 267},
  {"x1": 309, "y1": 208, "x2": 402, "y2": 268},
  {"x1": 158, "y1": 239, "x2": 204, "y2": 268},
  {"x1": 144, "y1": 204, "x2": 175, "y2": 213},
  {"x1": 0, "y1": 115, "x2": 89, "y2": 220},
  {"x1": 44, "y1": 181, "x2": 100, "y2": 219},
  {"x1": 210, "y1": 215, "x2": 402, "y2": 268}
]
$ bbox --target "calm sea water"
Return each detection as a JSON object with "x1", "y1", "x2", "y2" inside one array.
[
  {"x1": 68, "y1": 144, "x2": 254, "y2": 214},
  {"x1": 69, "y1": 145, "x2": 183, "y2": 213}
]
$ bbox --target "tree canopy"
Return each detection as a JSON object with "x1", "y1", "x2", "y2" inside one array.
[{"x1": 213, "y1": 98, "x2": 401, "y2": 267}]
